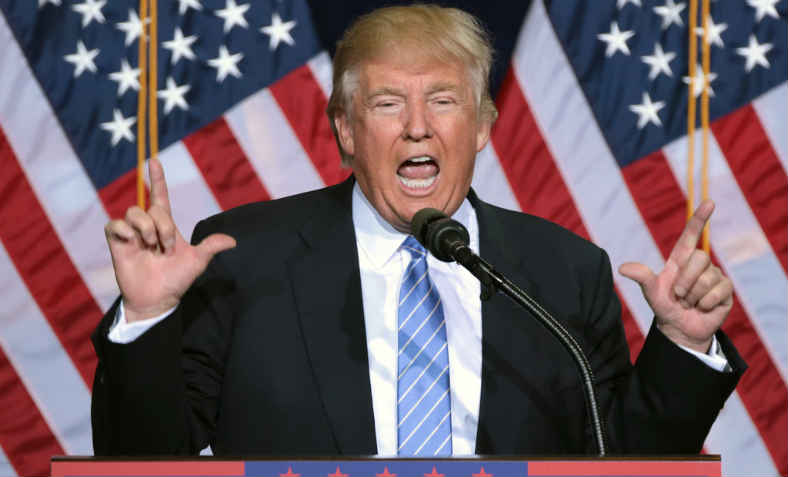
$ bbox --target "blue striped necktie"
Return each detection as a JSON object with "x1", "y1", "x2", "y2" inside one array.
[{"x1": 397, "y1": 236, "x2": 452, "y2": 456}]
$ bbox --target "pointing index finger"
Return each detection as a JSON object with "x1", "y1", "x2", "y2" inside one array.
[
  {"x1": 668, "y1": 199, "x2": 714, "y2": 267},
  {"x1": 148, "y1": 158, "x2": 172, "y2": 214}
]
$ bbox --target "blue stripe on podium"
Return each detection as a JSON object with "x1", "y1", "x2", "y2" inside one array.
[{"x1": 243, "y1": 459, "x2": 528, "y2": 476}]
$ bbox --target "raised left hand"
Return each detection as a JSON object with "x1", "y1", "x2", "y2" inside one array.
[{"x1": 618, "y1": 200, "x2": 733, "y2": 353}]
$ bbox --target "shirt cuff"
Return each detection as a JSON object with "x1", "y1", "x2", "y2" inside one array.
[
  {"x1": 676, "y1": 335, "x2": 730, "y2": 372},
  {"x1": 107, "y1": 300, "x2": 177, "y2": 344}
]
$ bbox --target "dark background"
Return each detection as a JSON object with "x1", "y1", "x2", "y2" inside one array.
[{"x1": 305, "y1": 1, "x2": 534, "y2": 98}]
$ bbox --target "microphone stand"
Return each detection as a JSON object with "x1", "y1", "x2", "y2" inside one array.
[{"x1": 449, "y1": 242, "x2": 608, "y2": 457}]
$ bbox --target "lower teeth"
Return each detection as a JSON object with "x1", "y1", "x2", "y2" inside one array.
[{"x1": 398, "y1": 174, "x2": 436, "y2": 188}]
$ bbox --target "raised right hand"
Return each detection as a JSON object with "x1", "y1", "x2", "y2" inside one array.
[{"x1": 104, "y1": 158, "x2": 236, "y2": 323}]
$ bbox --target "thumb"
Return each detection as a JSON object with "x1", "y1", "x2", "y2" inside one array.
[
  {"x1": 618, "y1": 262, "x2": 657, "y2": 290},
  {"x1": 194, "y1": 233, "x2": 237, "y2": 263}
]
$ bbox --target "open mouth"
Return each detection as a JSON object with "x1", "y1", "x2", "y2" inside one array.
[{"x1": 397, "y1": 156, "x2": 439, "y2": 189}]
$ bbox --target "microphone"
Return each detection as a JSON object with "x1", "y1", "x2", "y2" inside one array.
[
  {"x1": 411, "y1": 208, "x2": 608, "y2": 456},
  {"x1": 411, "y1": 208, "x2": 470, "y2": 263}
]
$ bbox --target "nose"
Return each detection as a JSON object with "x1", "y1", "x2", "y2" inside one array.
[{"x1": 402, "y1": 101, "x2": 432, "y2": 141}]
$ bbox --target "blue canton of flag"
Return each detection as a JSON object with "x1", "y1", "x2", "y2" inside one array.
[
  {"x1": 2, "y1": 0, "x2": 321, "y2": 190},
  {"x1": 546, "y1": 0, "x2": 787, "y2": 166}
]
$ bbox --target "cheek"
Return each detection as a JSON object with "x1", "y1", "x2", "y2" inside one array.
[
  {"x1": 359, "y1": 114, "x2": 404, "y2": 147},
  {"x1": 445, "y1": 128, "x2": 480, "y2": 171}
]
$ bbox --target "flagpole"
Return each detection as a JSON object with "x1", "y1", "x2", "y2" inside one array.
[
  {"x1": 149, "y1": 0, "x2": 159, "y2": 166},
  {"x1": 136, "y1": 0, "x2": 148, "y2": 209},
  {"x1": 701, "y1": 0, "x2": 711, "y2": 253},
  {"x1": 686, "y1": 0, "x2": 698, "y2": 223}
]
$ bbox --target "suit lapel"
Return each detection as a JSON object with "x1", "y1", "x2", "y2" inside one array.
[
  {"x1": 471, "y1": 195, "x2": 546, "y2": 453},
  {"x1": 287, "y1": 179, "x2": 377, "y2": 455}
]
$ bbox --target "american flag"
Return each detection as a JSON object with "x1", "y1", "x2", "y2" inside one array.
[{"x1": 0, "y1": 0, "x2": 784, "y2": 475}]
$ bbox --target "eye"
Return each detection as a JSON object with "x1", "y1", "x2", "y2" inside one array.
[
  {"x1": 430, "y1": 94, "x2": 459, "y2": 108},
  {"x1": 372, "y1": 97, "x2": 402, "y2": 112}
]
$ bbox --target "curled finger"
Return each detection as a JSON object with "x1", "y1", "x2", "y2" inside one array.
[
  {"x1": 673, "y1": 249, "x2": 711, "y2": 301},
  {"x1": 697, "y1": 275, "x2": 734, "y2": 312},
  {"x1": 105, "y1": 219, "x2": 135, "y2": 243},
  {"x1": 125, "y1": 206, "x2": 158, "y2": 248},
  {"x1": 684, "y1": 266, "x2": 720, "y2": 307}
]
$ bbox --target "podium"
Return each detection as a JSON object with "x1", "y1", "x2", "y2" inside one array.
[{"x1": 51, "y1": 456, "x2": 721, "y2": 476}]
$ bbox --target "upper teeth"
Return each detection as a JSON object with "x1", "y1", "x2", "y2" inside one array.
[{"x1": 409, "y1": 156, "x2": 432, "y2": 163}]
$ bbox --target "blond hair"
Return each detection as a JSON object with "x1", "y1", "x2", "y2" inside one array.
[{"x1": 326, "y1": 4, "x2": 498, "y2": 164}]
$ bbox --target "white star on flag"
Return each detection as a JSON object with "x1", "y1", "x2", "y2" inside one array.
[
  {"x1": 617, "y1": 0, "x2": 642, "y2": 8},
  {"x1": 177, "y1": 0, "x2": 202, "y2": 15},
  {"x1": 629, "y1": 92, "x2": 665, "y2": 128},
  {"x1": 641, "y1": 43, "x2": 676, "y2": 79},
  {"x1": 597, "y1": 22, "x2": 635, "y2": 57},
  {"x1": 71, "y1": 0, "x2": 106, "y2": 28},
  {"x1": 260, "y1": 13, "x2": 297, "y2": 50},
  {"x1": 215, "y1": 0, "x2": 249, "y2": 33},
  {"x1": 163, "y1": 27, "x2": 197, "y2": 64},
  {"x1": 747, "y1": 0, "x2": 780, "y2": 21},
  {"x1": 653, "y1": 0, "x2": 686, "y2": 29},
  {"x1": 38, "y1": 0, "x2": 61, "y2": 8},
  {"x1": 736, "y1": 34, "x2": 773, "y2": 71},
  {"x1": 694, "y1": 16, "x2": 728, "y2": 47},
  {"x1": 683, "y1": 66, "x2": 718, "y2": 97},
  {"x1": 116, "y1": 9, "x2": 145, "y2": 47},
  {"x1": 208, "y1": 45, "x2": 244, "y2": 82},
  {"x1": 64, "y1": 40, "x2": 99, "y2": 77},
  {"x1": 157, "y1": 77, "x2": 190, "y2": 114},
  {"x1": 108, "y1": 59, "x2": 140, "y2": 96},
  {"x1": 100, "y1": 109, "x2": 136, "y2": 146}
]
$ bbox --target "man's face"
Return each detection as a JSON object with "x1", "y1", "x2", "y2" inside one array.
[{"x1": 334, "y1": 53, "x2": 491, "y2": 233}]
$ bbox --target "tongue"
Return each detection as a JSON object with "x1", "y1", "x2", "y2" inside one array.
[{"x1": 398, "y1": 162, "x2": 438, "y2": 179}]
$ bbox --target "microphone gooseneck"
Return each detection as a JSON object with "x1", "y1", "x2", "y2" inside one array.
[{"x1": 410, "y1": 208, "x2": 608, "y2": 457}]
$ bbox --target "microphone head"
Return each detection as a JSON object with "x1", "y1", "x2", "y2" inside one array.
[
  {"x1": 411, "y1": 208, "x2": 470, "y2": 262},
  {"x1": 411, "y1": 208, "x2": 446, "y2": 246}
]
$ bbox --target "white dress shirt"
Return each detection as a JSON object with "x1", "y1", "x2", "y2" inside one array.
[
  {"x1": 109, "y1": 182, "x2": 729, "y2": 456},
  {"x1": 352, "y1": 183, "x2": 482, "y2": 456}
]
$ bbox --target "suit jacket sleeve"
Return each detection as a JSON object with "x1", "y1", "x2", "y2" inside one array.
[{"x1": 583, "y1": 247, "x2": 746, "y2": 453}]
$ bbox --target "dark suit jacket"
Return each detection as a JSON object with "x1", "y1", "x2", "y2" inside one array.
[{"x1": 91, "y1": 178, "x2": 745, "y2": 456}]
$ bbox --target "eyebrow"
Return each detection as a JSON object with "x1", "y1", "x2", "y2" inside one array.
[
  {"x1": 425, "y1": 82, "x2": 461, "y2": 95},
  {"x1": 366, "y1": 87, "x2": 406, "y2": 100}
]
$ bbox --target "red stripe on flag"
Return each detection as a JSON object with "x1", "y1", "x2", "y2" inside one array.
[
  {"x1": 98, "y1": 167, "x2": 149, "y2": 220},
  {"x1": 621, "y1": 150, "x2": 788, "y2": 476},
  {"x1": 184, "y1": 117, "x2": 271, "y2": 210},
  {"x1": 0, "y1": 127, "x2": 100, "y2": 387},
  {"x1": 491, "y1": 68, "x2": 586, "y2": 233},
  {"x1": 491, "y1": 67, "x2": 645, "y2": 360},
  {"x1": 711, "y1": 104, "x2": 788, "y2": 273},
  {"x1": 269, "y1": 64, "x2": 351, "y2": 187},
  {"x1": 0, "y1": 347, "x2": 65, "y2": 477}
]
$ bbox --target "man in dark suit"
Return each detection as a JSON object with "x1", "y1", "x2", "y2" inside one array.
[{"x1": 93, "y1": 4, "x2": 744, "y2": 457}]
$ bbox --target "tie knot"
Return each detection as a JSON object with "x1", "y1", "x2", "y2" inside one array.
[{"x1": 401, "y1": 236, "x2": 427, "y2": 259}]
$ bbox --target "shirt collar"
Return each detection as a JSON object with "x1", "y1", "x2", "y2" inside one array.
[{"x1": 352, "y1": 181, "x2": 476, "y2": 270}]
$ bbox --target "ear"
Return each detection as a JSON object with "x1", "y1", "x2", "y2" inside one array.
[
  {"x1": 334, "y1": 112, "x2": 355, "y2": 156},
  {"x1": 475, "y1": 117, "x2": 492, "y2": 153}
]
